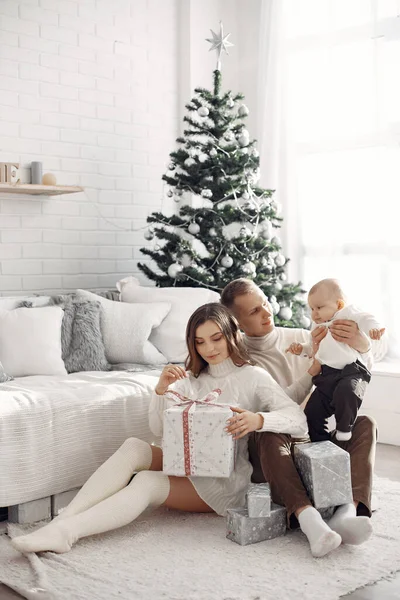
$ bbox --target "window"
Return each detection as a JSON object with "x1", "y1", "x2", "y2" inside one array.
[{"x1": 282, "y1": 0, "x2": 400, "y2": 354}]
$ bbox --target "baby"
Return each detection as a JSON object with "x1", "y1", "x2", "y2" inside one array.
[{"x1": 286, "y1": 278, "x2": 385, "y2": 442}]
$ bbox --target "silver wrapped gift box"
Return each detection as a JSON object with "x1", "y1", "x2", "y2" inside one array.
[
  {"x1": 246, "y1": 482, "x2": 271, "y2": 518},
  {"x1": 294, "y1": 440, "x2": 353, "y2": 509},
  {"x1": 226, "y1": 503, "x2": 286, "y2": 546}
]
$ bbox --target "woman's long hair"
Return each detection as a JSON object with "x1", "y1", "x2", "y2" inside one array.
[{"x1": 185, "y1": 302, "x2": 252, "y2": 377}]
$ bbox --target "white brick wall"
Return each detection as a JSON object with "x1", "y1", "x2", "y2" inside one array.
[{"x1": 0, "y1": 0, "x2": 179, "y2": 295}]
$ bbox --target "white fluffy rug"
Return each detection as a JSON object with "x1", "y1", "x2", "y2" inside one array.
[{"x1": 1, "y1": 476, "x2": 400, "y2": 600}]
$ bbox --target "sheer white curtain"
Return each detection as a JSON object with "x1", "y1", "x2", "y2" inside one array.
[{"x1": 257, "y1": 0, "x2": 400, "y2": 357}]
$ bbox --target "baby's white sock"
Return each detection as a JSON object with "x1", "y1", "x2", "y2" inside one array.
[
  {"x1": 329, "y1": 503, "x2": 372, "y2": 545},
  {"x1": 54, "y1": 437, "x2": 152, "y2": 520},
  {"x1": 298, "y1": 506, "x2": 342, "y2": 558},
  {"x1": 336, "y1": 431, "x2": 352, "y2": 441},
  {"x1": 12, "y1": 471, "x2": 170, "y2": 554}
]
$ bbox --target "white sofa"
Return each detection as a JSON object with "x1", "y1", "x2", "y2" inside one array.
[
  {"x1": 361, "y1": 359, "x2": 400, "y2": 446},
  {"x1": 0, "y1": 284, "x2": 397, "y2": 524},
  {"x1": 0, "y1": 283, "x2": 220, "y2": 520}
]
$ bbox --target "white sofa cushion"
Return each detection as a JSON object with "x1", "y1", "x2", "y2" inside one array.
[
  {"x1": 76, "y1": 289, "x2": 170, "y2": 365},
  {"x1": 116, "y1": 277, "x2": 220, "y2": 363},
  {"x1": 0, "y1": 306, "x2": 67, "y2": 377}
]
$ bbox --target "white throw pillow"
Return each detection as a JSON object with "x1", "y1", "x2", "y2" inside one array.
[
  {"x1": 116, "y1": 277, "x2": 220, "y2": 363},
  {"x1": 0, "y1": 306, "x2": 67, "y2": 377},
  {"x1": 75, "y1": 290, "x2": 170, "y2": 365}
]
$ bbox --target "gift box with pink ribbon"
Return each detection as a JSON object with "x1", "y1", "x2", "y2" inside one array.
[{"x1": 162, "y1": 388, "x2": 237, "y2": 478}]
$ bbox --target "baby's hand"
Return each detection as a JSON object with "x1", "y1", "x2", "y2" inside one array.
[
  {"x1": 369, "y1": 327, "x2": 386, "y2": 340},
  {"x1": 285, "y1": 342, "x2": 303, "y2": 355}
]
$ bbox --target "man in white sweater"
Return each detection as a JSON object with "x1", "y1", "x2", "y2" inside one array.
[{"x1": 221, "y1": 278, "x2": 386, "y2": 547}]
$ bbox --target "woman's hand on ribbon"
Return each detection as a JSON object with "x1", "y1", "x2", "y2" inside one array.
[
  {"x1": 155, "y1": 364, "x2": 188, "y2": 395},
  {"x1": 225, "y1": 407, "x2": 264, "y2": 440}
]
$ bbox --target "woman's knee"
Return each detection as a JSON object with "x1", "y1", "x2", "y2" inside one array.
[
  {"x1": 119, "y1": 436, "x2": 147, "y2": 454},
  {"x1": 132, "y1": 470, "x2": 163, "y2": 486},
  {"x1": 132, "y1": 471, "x2": 170, "y2": 505}
]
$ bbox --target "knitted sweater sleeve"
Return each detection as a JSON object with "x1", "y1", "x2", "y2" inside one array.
[
  {"x1": 284, "y1": 372, "x2": 313, "y2": 406},
  {"x1": 253, "y1": 368, "x2": 309, "y2": 437},
  {"x1": 279, "y1": 328, "x2": 314, "y2": 405}
]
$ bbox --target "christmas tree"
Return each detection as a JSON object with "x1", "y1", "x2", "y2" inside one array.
[{"x1": 139, "y1": 24, "x2": 309, "y2": 328}]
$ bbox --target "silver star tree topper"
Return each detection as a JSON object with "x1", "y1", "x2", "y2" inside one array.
[{"x1": 206, "y1": 21, "x2": 234, "y2": 71}]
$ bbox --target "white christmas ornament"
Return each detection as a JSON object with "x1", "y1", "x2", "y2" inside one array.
[
  {"x1": 260, "y1": 221, "x2": 273, "y2": 240},
  {"x1": 173, "y1": 195, "x2": 180, "y2": 203},
  {"x1": 168, "y1": 263, "x2": 183, "y2": 279},
  {"x1": 180, "y1": 253, "x2": 192, "y2": 268},
  {"x1": 221, "y1": 255, "x2": 233, "y2": 268},
  {"x1": 198, "y1": 153, "x2": 208, "y2": 163},
  {"x1": 184, "y1": 157, "x2": 196, "y2": 167},
  {"x1": 243, "y1": 261, "x2": 256, "y2": 274},
  {"x1": 238, "y1": 104, "x2": 249, "y2": 117},
  {"x1": 275, "y1": 253, "x2": 286, "y2": 267},
  {"x1": 271, "y1": 301, "x2": 280, "y2": 315},
  {"x1": 198, "y1": 106, "x2": 209, "y2": 117},
  {"x1": 274, "y1": 282, "x2": 282, "y2": 291},
  {"x1": 300, "y1": 315, "x2": 311, "y2": 328},
  {"x1": 238, "y1": 130, "x2": 250, "y2": 146},
  {"x1": 279, "y1": 306, "x2": 293, "y2": 321},
  {"x1": 188, "y1": 222, "x2": 200, "y2": 235},
  {"x1": 167, "y1": 190, "x2": 173, "y2": 197},
  {"x1": 144, "y1": 228, "x2": 154, "y2": 241},
  {"x1": 201, "y1": 189, "x2": 213, "y2": 198},
  {"x1": 280, "y1": 272, "x2": 287, "y2": 281},
  {"x1": 271, "y1": 236, "x2": 281, "y2": 246},
  {"x1": 210, "y1": 148, "x2": 217, "y2": 157},
  {"x1": 209, "y1": 228, "x2": 217, "y2": 237},
  {"x1": 201, "y1": 198, "x2": 214, "y2": 209}
]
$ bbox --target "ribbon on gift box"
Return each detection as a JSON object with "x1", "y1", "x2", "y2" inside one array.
[{"x1": 165, "y1": 388, "x2": 225, "y2": 476}]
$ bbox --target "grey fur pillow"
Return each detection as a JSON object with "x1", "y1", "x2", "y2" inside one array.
[
  {"x1": 50, "y1": 296, "x2": 111, "y2": 373},
  {"x1": 18, "y1": 296, "x2": 110, "y2": 373}
]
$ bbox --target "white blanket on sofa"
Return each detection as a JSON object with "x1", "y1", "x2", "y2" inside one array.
[{"x1": 0, "y1": 369, "x2": 162, "y2": 507}]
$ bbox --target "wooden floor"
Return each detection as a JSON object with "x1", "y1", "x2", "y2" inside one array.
[{"x1": 1, "y1": 443, "x2": 400, "y2": 600}]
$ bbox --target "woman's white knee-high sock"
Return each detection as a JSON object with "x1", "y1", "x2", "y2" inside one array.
[
  {"x1": 55, "y1": 438, "x2": 153, "y2": 520},
  {"x1": 12, "y1": 471, "x2": 170, "y2": 554}
]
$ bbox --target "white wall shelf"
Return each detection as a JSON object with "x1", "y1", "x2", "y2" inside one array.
[{"x1": 0, "y1": 184, "x2": 83, "y2": 196}]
